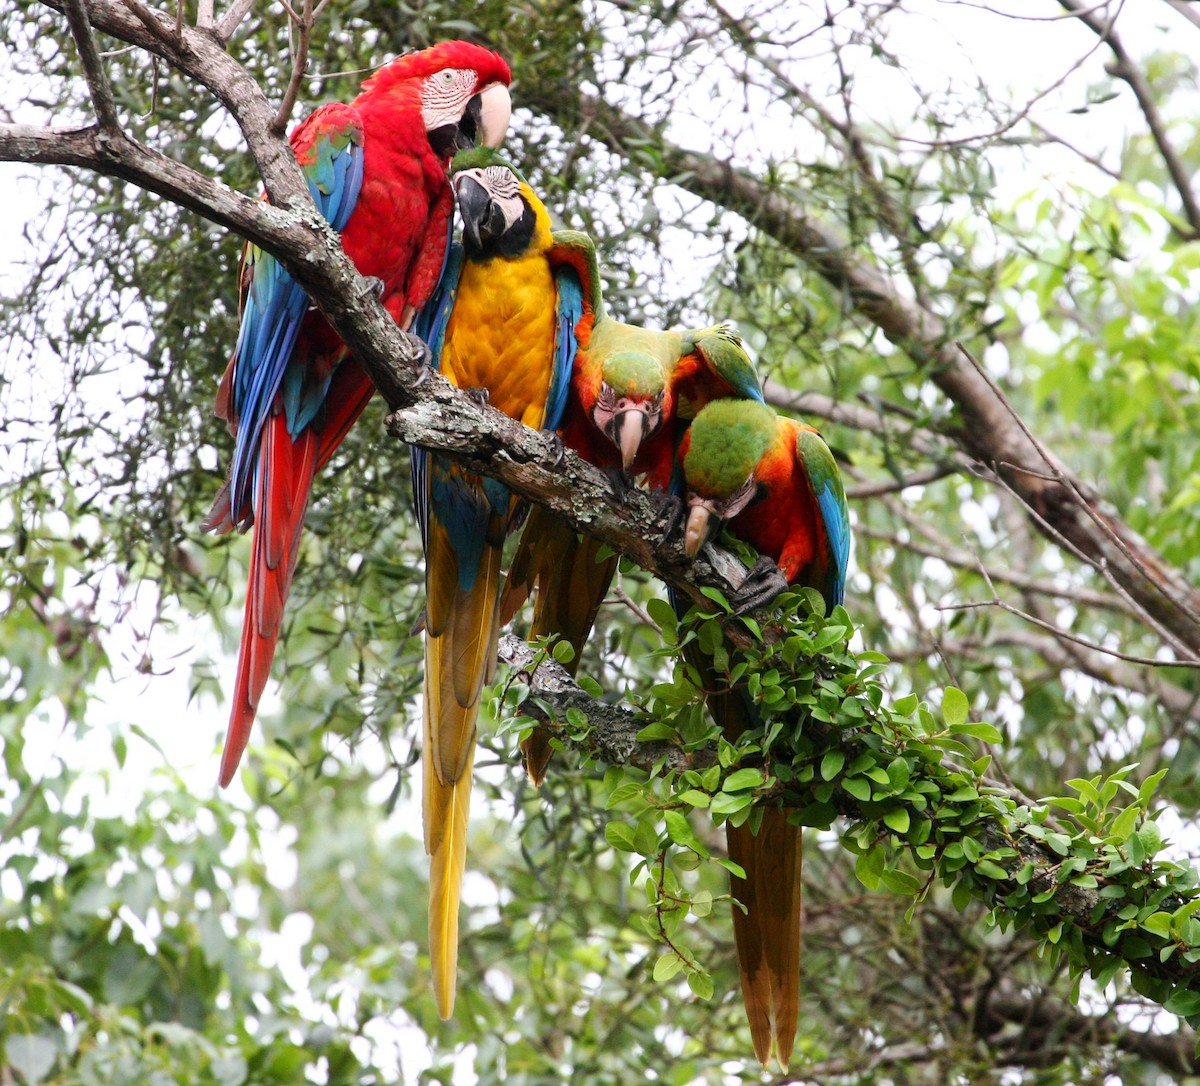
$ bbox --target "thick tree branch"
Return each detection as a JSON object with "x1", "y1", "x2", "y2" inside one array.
[
  {"x1": 523, "y1": 87, "x2": 1200, "y2": 662},
  {"x1": 7, "y1": 1, "x2": 763, "y2": 618}
]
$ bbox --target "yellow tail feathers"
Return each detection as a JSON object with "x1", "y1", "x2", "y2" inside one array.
[{"x1": 423, "y1": 637, "x2": 478, "y2": 1020}]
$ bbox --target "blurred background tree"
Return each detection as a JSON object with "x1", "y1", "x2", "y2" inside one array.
[{"x1": 4, "y1": 0, "x2": 1200, "y2": 1082}]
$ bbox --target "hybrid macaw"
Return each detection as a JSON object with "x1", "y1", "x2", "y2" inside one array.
[
  {"x1": 501, "y1": 265, "x2": 764, "y2": 783},
  {"x1": 676, "y1": 396, "x2": 850, "y2": 1071},
  {"x1": 410, "y1": 146, "x2": 584, "y2": 1018},
  {"x1": 202, "y1": 43, "x2": 512, "y2": 789}
]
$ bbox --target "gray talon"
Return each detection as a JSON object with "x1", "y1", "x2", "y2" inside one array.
[{"x1": 731, "y1": 554, "x2": 789, "y2": 614}]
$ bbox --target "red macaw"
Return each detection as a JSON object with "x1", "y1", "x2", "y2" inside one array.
[
  {"x1": 677, "y1": 396, "x2": 850, "y2": 1071},
  {"x1": 202, "y1": 43, "x2": 512, "y2": 789},
  {"x1": 410, "y1": 147, "x2": 583, "y2": 1018}
]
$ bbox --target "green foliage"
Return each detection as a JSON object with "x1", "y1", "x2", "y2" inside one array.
[{"x1": 556, "y1": 595, "x2": 1200, "y2": 1021}]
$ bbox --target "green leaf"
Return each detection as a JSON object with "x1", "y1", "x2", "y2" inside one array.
[
  {"x1": 710, "y1": 792, "x2": 754, "y2": 815},
  {"x1": 1142, "y1": 912, "x2": 1173, "y2": 937},
  {"x1": 880, "y1": 868, "x2": 922, "y2": 896},
  {"x1": 843, "y1": 777, "x2": 871, "y2": 802},
  {"x1": 687, "y1": 969, "x2": 715, "y2": 1000},
  {"x1": 950, "y1": 722, "x2": 1003, "y2": 743},
  {"x1": 678, "y1": 789, "x2": 711, "y2": 808},
  {"x1": 941, "y1": 687, "x2": 969, "y2": 729},
  {"x1": 883, "y1": 808, "x2": 910, "y2": 834},
  {"x1": 820, "y1": 750, "x2": 845, "y2": 781},
  {"x1": 636, "y1": 722, "x2": 677, "y2": 742},
  {"x1": 653, "y1": 953, "x2": 683, "y2": 982},
  {"x1": 975, "y1": 860, "x2": 1010, "y2": 881},
  {"x1": 723, "y1": 768, "x2": 765, "y2": 791},
  {"x1": 6, "y1": 1035, "x2": 57, "y2": 1085},
  {"x1": 551, "y1": 639, "x2": 576, "y2": 665},
  {"x1": 1164, "y1": 989, "x2": 1200, "y2": 1017},
  {"x1": 604, "y1": 822, "x2": 638, "y2": 853},
  {"x1": 855, "y1": 847, "x2": 884, "y2": 891}
]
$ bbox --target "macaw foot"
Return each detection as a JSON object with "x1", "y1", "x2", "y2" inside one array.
[
  {"x1": 731, "y1": 554, "x2": 790, "y2": 615},
  {"x1": 538, "y1": 428, "x2": 565, "y2": 467},
  {"x1": 398, "y1": 330, "x2": 433, "y2": 372},
  {"x1": 651, "y1": 490, "x2": 686, "y2": 544},
  {"x1": 360, "y1": 275, "x2": 386, "y2": 298},
  {"x1": 602, "y1": 465, "x2": 634, "y2": 497},
  {"x1": 464, "y1": 386, "x2": 491, "y2": 407}
]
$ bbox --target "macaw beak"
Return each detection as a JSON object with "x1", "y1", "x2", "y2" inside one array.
[
  {"x1": 475, "y1": 82, "x2": 512, "y2": 149},
  {"x1": 455, "y1": 173, "x2": 504, "y2": 249},
  {"x1": 684, "y1": 505, "x2": 712, "y2": 558},
  {"x1": 616, "y1": 410, "x2": 648, "y2": 473}
]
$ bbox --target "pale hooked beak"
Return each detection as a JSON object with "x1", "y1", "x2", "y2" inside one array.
[
  {"x1": 616, "y1": 411, "x2": 647, "y2": 473},
  {"x1": 684, "y1": 504, "x2": 713, "y2": 558},
  {"x1": 477, "y1": 82, "x2": 512, "y2": 149}
]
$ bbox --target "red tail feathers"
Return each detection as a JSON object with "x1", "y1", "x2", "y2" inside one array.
[{"x1": 218, "y1": 414, "x2": 318, "y2": 787}]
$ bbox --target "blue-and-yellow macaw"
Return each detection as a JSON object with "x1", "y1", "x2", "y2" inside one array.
[{"x1": 410, "y1": 146, "x2": 590, "y2": 1018}]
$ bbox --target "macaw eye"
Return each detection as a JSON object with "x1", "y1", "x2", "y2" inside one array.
[
  {"x1": 440, "y1": 70, "x2": 457, "y2": 84},
  {"x1": 596, "y1": 384, "x2": 617, "y2": 411}
]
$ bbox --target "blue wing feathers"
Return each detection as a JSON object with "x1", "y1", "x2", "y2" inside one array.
[
  {"x1": 226, "y1": 120, "x2": 364, "y2": 519},
  {"x1": 547, "y1": 266, "x2": 583, "y2": 431}
]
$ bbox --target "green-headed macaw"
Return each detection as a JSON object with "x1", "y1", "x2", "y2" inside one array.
[
  {"x1": 676, "y1": 396, "x2": 850, "y2": 1071},
  {"x1": 501, "y1": 252, "x2": 763, "y2": 783},
  {"x1": 202, "y1": 42, "x2": 513, "y2": 789},
  {"x1": 409, "y1": 146, "x2": 586, "y2": 1018}
]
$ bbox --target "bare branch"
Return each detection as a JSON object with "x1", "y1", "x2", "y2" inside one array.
[
  {"x1": 215, "y1": 0, "x2": 255, "y2": 43},
  {"x1": 846, "y1": 464, "x2": 958, "y2": 499},
  {"x1": 1060, "y1": 0, "x2": 1200, "y2": 239},
  {"x1": 1162, "y1": 0, "x2": 1200, "y2": 32},
  {"x1": 272, "y1": 0, "x2": 312, "y2": 133},
  {"x1": 62, "y1": 0, "x2": 122, "y2": 135},
  {"x1": 938, "y1": 592, "x2": 1200, "y2": 669}
]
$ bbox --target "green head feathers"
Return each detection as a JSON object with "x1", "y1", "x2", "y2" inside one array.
[
  {"x1": 683, "y1": 399, "x2": 777, "y2": 499},
  {"x1": 601, "y1": 351, "x2": 665, "y2": 399},
  {"x1": 450, "y1": 145, "x2": 528, "y2": 184}
]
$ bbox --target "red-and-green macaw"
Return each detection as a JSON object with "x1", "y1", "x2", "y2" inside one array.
[
  {"x1": 202, "y1": 43, "x2": 512, "y2": 789},
  {"x1": 409, "y1": 146, "x2": 585, "y2": 1018},
  {"x1": 676, "y1": 396, "x2": 850, "y2": 1070},
  {"x1": 503, "y1": 308, "x2": 763, "y2": 781}
]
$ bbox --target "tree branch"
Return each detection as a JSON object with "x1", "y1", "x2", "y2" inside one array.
[
  {"x1": 1059, "y1": 0, "x2": 1200, "y2": 240},
  {"x1": 62, "y1": 0, "x2": 122, "y2": 135}
]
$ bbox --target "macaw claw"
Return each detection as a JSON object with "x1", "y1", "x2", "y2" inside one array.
[
  {"x1": 398, "y1": 330, "x2": 433, "y2": 372},
  {"x1": 602, "y1": 465, "x2": 634, "y2": 497},
  {"x1": 651, "y1": 490, "x2": 686, "y2": 544},
  {"x1": 539, "y1": 429, "x2": 566, "y2": 467},
  {"x1": 360, "y1": 275, "x2": 386, "y2": 298},
  {"x1": 465, "y1": 386, "x2": 491, "y2": 407},
  {"x1": 730, "y1": 554, "x2": 790, "y2": 615}
]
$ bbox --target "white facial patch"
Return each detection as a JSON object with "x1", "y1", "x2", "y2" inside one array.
[{"x1": 421, "y1": 68, "x2": 479, "y2": 132}]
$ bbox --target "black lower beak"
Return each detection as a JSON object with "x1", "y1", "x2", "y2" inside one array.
[
  {"x1": 455, "y1": 174, "x2": 504, "y2": 250},
  {"x1": 428, "y1": 94, "x2": 483, "y2": 159},
  {"x1": 457, "y1": 93, "x2": 481, "y2": 151}
]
